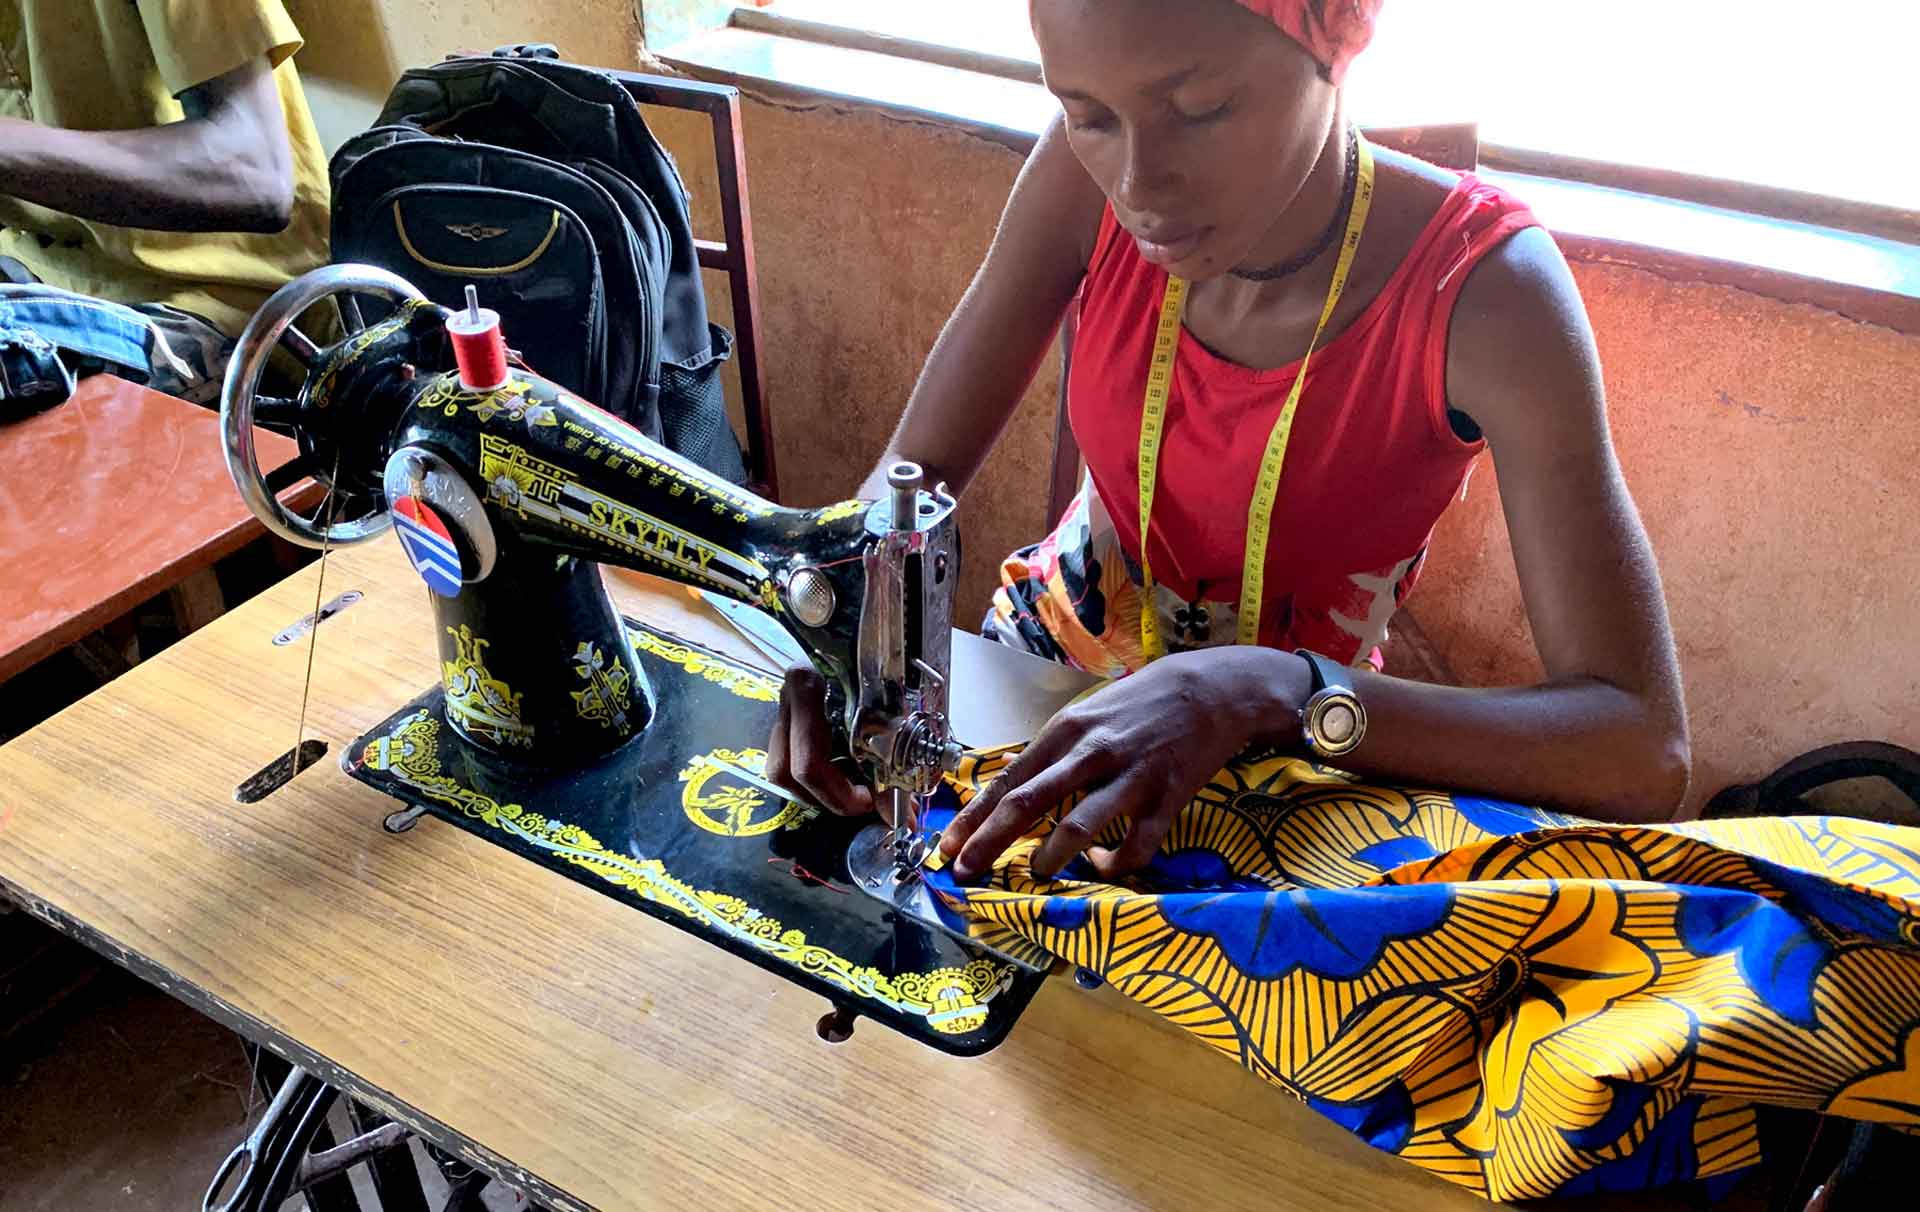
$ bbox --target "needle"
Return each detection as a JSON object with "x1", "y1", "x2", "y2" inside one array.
[{"x1": 887, "y1": 789, "x2": 931, "y2": 877}]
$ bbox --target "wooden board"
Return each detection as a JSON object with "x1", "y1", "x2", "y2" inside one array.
[
  {"x1": 0, "y1": 539, "x2": 1501, "y2": 1212},
  {"x1": 0, "y1": 374, "x2": 322, "y2": 681}
]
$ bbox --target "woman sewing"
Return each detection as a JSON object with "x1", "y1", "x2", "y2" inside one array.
[{"x1": 768, "y1": 0, "x2": 1690, "y2": 882}]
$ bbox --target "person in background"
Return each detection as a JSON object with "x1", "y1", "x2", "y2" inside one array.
[{"x1": 0, "y1": 0, "x2": 330, "y2": 404}]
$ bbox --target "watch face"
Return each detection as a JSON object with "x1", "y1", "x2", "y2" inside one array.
[
  {"x1": 1320, "y1": 700, "x2": 1360, "y2": 747},
  {"x1": 1304, "y1": 690, "x2": 1366, "y2": 757}
]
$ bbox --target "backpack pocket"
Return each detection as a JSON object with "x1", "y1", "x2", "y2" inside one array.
[
  {"x1": 356, "y1": 183, "x2": 608, "y2": 403},
  {"x1": 659, "y1": 322, "x2": 745, "y2": 484}
]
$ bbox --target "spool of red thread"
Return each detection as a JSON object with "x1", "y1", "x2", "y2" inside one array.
[{"x1": 448, "y1": 283, "x2": 509, "y2": 391}]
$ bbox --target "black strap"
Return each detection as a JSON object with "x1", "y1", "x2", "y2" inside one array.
[
  {"x1": 1296, "y1": 648, "x2": 1353, "y2": 696},
  {"x1": 1705, "y1": 740, "x2": 1920, "y2": 822}
]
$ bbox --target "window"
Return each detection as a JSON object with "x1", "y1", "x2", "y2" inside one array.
[{"x1": 750, "y1": 0, "x2": 1918, "y2": 224}]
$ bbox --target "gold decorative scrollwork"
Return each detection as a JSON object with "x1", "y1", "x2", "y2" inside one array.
[
  {"x1": 310, "y1": 299, "x2": 435, "y2": 411},
  {"x1": 442, "y1": 624, "x2": 533, "y2": 748},
  {"x1": 570, "y1": 641, "x2": 634, "y2": 733},
  {"x1": 679, "y1": 747, "x2": 806, "y2": 837},
  {"x1": 810, "y1": 499, "x2": 868, "y2": 525},
  {"x1": 359, "y1": 711, "x2": 1013, "y2": 1035},
  {"x1": 416, "y1": 375, "x2": 557, "y2": 427},
  {"x1": 479, "y1": 433, "x2": 571, "y2": 520},
  {"x1": 629, "y1": 628, "x2": 778, "y2": 703}
]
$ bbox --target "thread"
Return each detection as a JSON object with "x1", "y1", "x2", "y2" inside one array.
[
  {"x1": 290, "y1": 450, "x2": 344, "y2": 779},
  {"x1": 448, "y1": 283, "x2": 509, "y2": 391}
]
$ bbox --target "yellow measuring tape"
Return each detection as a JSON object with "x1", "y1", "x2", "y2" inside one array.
[{"x1": 1137, "y1": 134, "x2": 1375, "y2": 660}]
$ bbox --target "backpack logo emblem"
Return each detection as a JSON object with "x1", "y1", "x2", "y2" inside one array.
[{"x1": 446, "y1": 223, "x2": 509, "y2": 242}]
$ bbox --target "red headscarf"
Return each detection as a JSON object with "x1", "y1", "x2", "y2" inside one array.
[{"x1": 1234, "y1": 0, "x2": 1381, "y2": 85}]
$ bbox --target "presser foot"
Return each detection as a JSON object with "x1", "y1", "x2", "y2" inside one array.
[{"x1": 845, "y1": 823, "x2": 1052, "y2": 974}]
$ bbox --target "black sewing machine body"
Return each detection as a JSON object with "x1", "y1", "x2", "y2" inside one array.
[
  {"x1": 220, "y1": 267, "x2": 1043, "y2": 1053},
  {"x1": 299, "y1": 296, "x2": 893, "y2": 766}
]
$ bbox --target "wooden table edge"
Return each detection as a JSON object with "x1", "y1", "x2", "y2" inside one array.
[{"x1": 0, "y1": 478, "x2": 325, "y2": 684}]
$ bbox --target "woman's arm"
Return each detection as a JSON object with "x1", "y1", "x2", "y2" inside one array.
[
  {"x1": 769, "y1": 115, "x2": 1103, "y2": 818},
  {"x1": 0, "y1": 56, "x2": 294, "y2": 234},
  {"x1": 941, "y1": 226, "x2": 1690, "y2": 880},
  {"x1": 1336, "y1": 226, "x2": 1690, "y2": 822},
  {"x1": 856, "y1": 115, "x2": 1105, "y2": 498}
]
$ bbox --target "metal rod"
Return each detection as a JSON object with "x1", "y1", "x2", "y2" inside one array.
[
  {"x1": 887, "y1": 461, "x2": 923, "y2": 532},
  {"x1": 294, "y1": 1122, "x2": 410, "y2": 1191},
  {"x1": 703, "y1": 754, "x2": 818, "y2": 811},
  {"x1": 886, "y1": 788, "x2": 925, "y2": 877},
  {"x1": 383, "y1": 805, "x2": 429, "y2": 834}
]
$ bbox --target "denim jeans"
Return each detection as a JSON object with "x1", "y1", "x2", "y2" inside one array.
[{"x1": 0, "y1": 283, "x2": 232, "y2": 406}]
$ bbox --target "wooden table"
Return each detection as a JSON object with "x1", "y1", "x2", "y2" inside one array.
[
  {"x1": 0, "y1": 539, "x2": 1499, "y2": 1212},
  {"x1": 0, "y1": 374, "x2": 320, "y2": 683}
]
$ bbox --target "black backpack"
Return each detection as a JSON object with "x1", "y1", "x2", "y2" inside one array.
[{"x1": 329, "y1": 49, "x2": 746, "y2": 482}]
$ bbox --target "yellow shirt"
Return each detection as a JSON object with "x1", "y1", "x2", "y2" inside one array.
[{"x1": 0, "y1": 0, "x2": 329, "y2": 336}]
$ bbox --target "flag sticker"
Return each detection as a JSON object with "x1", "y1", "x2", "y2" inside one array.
[{"x1": 392, "y1": 496, "x2": 464, "y2": 597}]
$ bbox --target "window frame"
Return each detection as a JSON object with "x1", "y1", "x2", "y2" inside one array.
[{"x1": 727, "y1": 1, "x2": 1919, "y2": 244}]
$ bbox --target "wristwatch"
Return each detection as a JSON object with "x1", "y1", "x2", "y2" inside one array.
[{"x1": 1295, "y1": 649, "x2": 1367, "y2": 759}]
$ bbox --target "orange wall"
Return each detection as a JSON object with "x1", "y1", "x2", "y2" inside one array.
[
  {"x1": 654, "y1": 101, "x2": 1057, "y2": 612},
  {"x1": 1419, "y1": 265, "x2": 1920, "y2": 808},
  {"x1": 656, "y1": 93, "x2": 1920, "y2": 810}
]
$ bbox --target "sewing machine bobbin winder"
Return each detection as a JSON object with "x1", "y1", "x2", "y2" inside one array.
[{"x1": 220, "y1": 265, "x2": 1049, "y2": 1054}]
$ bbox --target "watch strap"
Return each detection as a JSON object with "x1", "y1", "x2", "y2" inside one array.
[{"x1": 1297, "y1": 648, "x2": 1352, "y2": 697}]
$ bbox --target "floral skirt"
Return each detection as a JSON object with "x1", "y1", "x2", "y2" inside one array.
[{"x1": 926, "y1": 748, "x2": 1920, "y2": 1202}]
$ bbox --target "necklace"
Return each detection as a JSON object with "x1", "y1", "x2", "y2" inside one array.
[{"x1": 1229, "y1": 126, "x2": 1359, "y2": 283}]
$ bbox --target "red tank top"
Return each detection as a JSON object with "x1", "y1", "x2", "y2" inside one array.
[{"x1": 1065, "y1": 172, "x2": 1538, "y2": 663}]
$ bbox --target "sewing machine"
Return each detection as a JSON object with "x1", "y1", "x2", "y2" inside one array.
[{"x1": 219, "y1": 264, "x2": 1047, "y2": 1054}]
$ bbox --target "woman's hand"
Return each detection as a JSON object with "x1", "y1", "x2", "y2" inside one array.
[
  {"x1": 765, "y1": 665, "x2": 874, "y2": 818},
  {"x1": 939, "y1": 647, "x2": 1310, "y2": 882}
]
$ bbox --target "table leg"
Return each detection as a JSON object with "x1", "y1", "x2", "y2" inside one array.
[
  {"x1": 168, "y1": 568, "x2": 228, "y2": 635},
  {"x1": 72, "y1": 628, "x2": 139, "y2": 681},
  {"x1": 238, "y1": 1045, "x2": 361, "y2": 1211}
]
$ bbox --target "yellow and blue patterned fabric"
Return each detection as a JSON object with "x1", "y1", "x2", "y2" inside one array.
[{"x1": 925, "y1": 748, "x2": 1920, "y2": 1202}]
